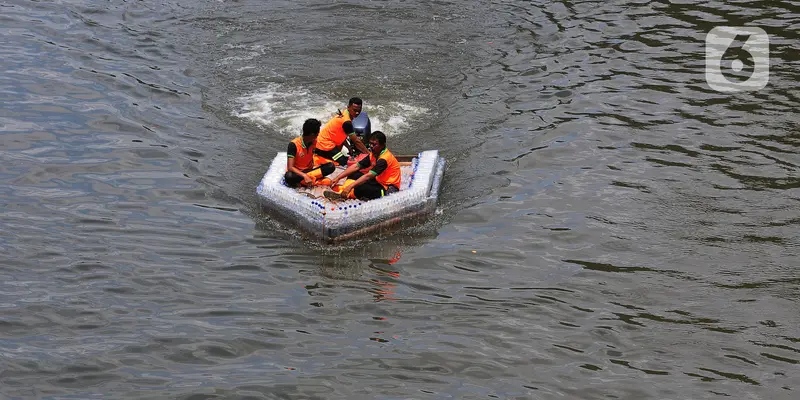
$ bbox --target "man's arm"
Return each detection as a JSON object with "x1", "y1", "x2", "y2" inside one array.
[
  {"x1": 341, "y1": 170, "x2": 375, "y2": 196},
  {"x1": 369, "y1": 158, "x2": 388, "y2": 177},
  {"x1": 329, "y1": 161, "x2": 361, "y2": 186},
  {"x1": 341, "y1": 158, "x2": 385, "y2": 196},
  {"x1": 348, "y1": 133, "x2": 369, "y2": 154}
]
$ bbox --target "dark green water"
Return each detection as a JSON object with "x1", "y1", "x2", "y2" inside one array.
[{"x1": 2, "y1": 0, "x2": 798, "y2": 398}]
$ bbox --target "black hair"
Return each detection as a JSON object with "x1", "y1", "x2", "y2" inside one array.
[
  {"x1": 302, "y1": 118, "x2": 321, "y2": 137},
  {"x1": 348, "y1": 97, "x2": 363, "y2": 106},
  {"x1": 371, "y1": 130, "x2": 386, "y2": 146},
  {"x1": 342, "y1": 120, "x2": 354, "y2": 134}
]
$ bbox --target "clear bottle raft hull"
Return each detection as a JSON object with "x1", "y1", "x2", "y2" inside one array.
[{"x1": 256, "y1": 150, "x2": 446, "y2": 243}]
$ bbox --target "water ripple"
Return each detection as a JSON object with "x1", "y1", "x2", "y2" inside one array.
[{"x1": 2, "y1": 0, "x2": 799, "y2": 398}]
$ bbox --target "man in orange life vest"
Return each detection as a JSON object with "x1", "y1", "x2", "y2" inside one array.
[
  {"x1": 314, "y1": 97, "x2": 370, "y2": 166},
  {"x1": 284, "y1": 118, "x2": 335, "y2": 188},
  {"x1": 323, "y1": 131, "x2": 401, "y2": 201}
]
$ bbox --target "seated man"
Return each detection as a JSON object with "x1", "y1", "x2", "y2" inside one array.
[
  {"x1": 324, "y1": 131, "x2": 400, "y2": 201},
  {"x1": 284, "y1": 118, "x2": 335, "y2": 188},
  {"x1": 314, "y1": 97, "x2": 370, "y2": 166}
]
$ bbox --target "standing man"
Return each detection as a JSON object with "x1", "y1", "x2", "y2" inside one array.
[
  {"x1": 314, "y1": 97, "x2": 370, "y2": 166},
  {"x1": 284, "y1": 118, "x2": 335, "y2": 187},
  {"x1": 324, "y1": 131, "x2": 401, "y2": 201}
]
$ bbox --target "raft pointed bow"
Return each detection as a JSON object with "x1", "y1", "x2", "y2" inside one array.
[{"x1": 256, "y1": 150, "x2": 445, "y2": 243}]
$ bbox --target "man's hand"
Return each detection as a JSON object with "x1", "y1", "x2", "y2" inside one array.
[{"x1": 302, "y1": 174, "x2": 315, "y2": 186}]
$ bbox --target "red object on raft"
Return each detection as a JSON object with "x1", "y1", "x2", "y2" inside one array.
[{"x1": 347, "y1": 153, "x2": 372, "y2": 174}]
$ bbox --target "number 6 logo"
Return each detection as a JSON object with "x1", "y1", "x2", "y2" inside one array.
[{"x1": 705, "y1": 26, "x2": 770, "y2": 92}]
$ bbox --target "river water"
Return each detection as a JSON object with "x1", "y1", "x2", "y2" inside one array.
[{"x1": 2, "y1": 0, "x2": 798, "y2": 399}]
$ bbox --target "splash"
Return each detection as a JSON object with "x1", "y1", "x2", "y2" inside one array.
[
  {"x1": 233, "y1": 84, "x2": 339, "y2": 137},
  {"x1": 367, "y1": 102, "x2": 429, "y2": 136},
  {"x1": 234, "y1": 83, "x2": 429, "y2": 137}
]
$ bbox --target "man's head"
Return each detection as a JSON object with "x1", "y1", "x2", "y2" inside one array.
[
  {"x1": 347, "y1": 97, "x2": 362, "y2": 119},
  {"x1": 302, "y1": 118, "x2": 321, "y2": 145},
  {"x1": 369, "y1": 131, "x2": 386, "y2": 154}
]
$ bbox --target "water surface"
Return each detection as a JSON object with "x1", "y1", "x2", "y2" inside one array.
[{"x1": 1, "y1": 0, "x2": 798, "y2": 398}]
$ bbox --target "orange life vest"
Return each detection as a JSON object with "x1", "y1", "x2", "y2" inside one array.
[
  {"x1": 290, "y1": 136, "x2": 315, "y2": 171},
  {"x1": 373, "y1": 148, "x2": 401, "y2": 189},
  {"x1": 316, "y1": 109, "x2": 353, "y2": 151}
]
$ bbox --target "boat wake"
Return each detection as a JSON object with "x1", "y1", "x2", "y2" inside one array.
[{"x1": 233, "y1": 83, "x2": 429, "y2": 137}]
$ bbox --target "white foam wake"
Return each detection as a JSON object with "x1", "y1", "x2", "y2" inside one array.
[{"x1": 234, "y1": 83, "x2": 428, "y2": 137}]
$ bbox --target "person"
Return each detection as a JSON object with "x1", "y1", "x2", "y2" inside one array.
[
  {"x1": 314, "y1": 97, "x2": 370, "y2": 166},
  {"x1": 323, "y1": 131, "x2": 401, "y2": 201},
  {"x1": 284, "y1": 118, "x2": 335, "y2": 188}
]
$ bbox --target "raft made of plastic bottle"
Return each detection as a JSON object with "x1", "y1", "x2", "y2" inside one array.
[{"x1": 256, "y1": 150, "x2": 446, "y2": 243}]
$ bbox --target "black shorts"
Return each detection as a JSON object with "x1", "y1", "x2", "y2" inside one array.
[{"x1": 353, "y1": 176, "x2": 399, "y2": 200}]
